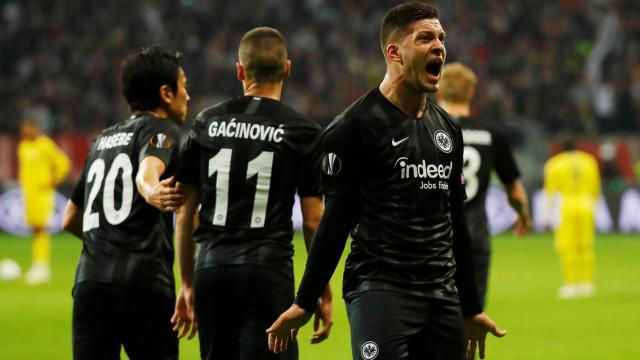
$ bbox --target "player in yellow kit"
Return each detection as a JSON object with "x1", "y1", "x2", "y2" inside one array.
[
  {"x1": 18, "y1": 120, "x2": 71, "y2": 284},
  {"x1": 543, "y1": 141, "x2": 600, "y2": 299}
]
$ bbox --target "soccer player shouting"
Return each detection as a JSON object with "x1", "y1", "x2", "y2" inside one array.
[{"x1": 268, "y1": 3, "x2": 505, "y2": 360}]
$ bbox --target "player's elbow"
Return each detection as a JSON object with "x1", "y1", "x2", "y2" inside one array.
[
  {"x1": 300, "y1": 196, "x2": 324, "y2": 233},
  {"x1": 302, "y1": 217, "x2": 321, "y2": 234},
  {"x1": 62, "y1": 200, "x2": 81, "y2": 232}
]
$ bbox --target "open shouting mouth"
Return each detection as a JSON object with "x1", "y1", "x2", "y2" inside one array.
[{"x1": 425, "y1": 59, "x2": 443, "y2": 82}]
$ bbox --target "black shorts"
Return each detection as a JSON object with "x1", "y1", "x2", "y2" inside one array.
[
  {"x1": 72, "y1": 281, "x2": 178, "y2": 360},
  {"x1": 194, "y1": 265, "x2": 297, "y2": 360},
  {"x1": 346, "y1": 290, "x2": 465, "y2": 360}
]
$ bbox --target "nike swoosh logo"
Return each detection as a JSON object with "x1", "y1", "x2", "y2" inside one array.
[{"x1": 392, "y1": 137, "x2": 409, "y2": 146}]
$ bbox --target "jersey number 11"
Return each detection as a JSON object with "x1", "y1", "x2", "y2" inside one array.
[{"x1": 208, "y1": 149, "x2": 274, "y2": 228}]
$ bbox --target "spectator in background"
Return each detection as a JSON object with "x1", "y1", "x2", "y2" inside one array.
[
  {"x1": 543, "y1": 140, "x2": 601, "y2": 299},
  {"x1": 1, "y1": 0, "x2": 639, "y2": 137},
  {"x1": 18, "y1": 119, "x2": 70, "y2": 284}
]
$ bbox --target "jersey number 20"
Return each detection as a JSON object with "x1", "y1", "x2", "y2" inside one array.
[
  {"x1": 83, "y1": 154, "x2": 134, "y2": 231},
  {"x1": 208, "y1": 149, "x2": 274, "y2": 228}
]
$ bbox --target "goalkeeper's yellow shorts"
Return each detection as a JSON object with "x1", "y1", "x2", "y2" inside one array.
[{"x1": 23, "y1": 188, "x2": 54, "y2": 228}]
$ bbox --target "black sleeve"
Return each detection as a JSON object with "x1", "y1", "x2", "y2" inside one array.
[
  {"x1": 295, "y1": 125, "x2": 323, "y2": 198},
  {"x1": 295, "y1": 195, "x2": 354, "y2": 311},
  {"x1": 449, "y1": 127, "x2": 468, "y2": 204},
  {"x1": 492, "y1": 129, "x2": 520, "y2": 185},
  {"x1": 174, "y1": 129, "x2": 201, "y2": 185},
  {"x1": 451, "y1": 127, "x2": 483, "y2": 317},
  {"x1": 70, "y1": 159, "x2": 88, "y2": 207},
  {"x1": 137, "y1": 120, "x2": 181, "y2": 170},
  {"x1": 294, "y1": 117, "x2": 360, "y2": 312}
]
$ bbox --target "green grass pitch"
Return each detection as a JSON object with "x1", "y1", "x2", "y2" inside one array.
[{"x1": 0, "y1": 232, "x2": 638, "y2": 359}]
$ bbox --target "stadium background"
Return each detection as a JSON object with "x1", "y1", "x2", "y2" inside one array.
[{"x1": 0, "y1": 0, "x2": 638, "y2": 359}]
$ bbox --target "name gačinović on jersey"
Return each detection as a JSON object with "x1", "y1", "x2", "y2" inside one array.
[{"x1": 208, "y1": 118, "x2": 285, "y2": 143}]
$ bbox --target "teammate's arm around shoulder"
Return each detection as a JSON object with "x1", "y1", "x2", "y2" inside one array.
[
  {"x1": 171, "y1": 183, "x2": 200, "y2": 340},
  {"x1": 135, "y1": 156, "x2": 185, "y2": 211},
  {"x1": 300, "y1": 195, "x2": 333, "y2": 345}
]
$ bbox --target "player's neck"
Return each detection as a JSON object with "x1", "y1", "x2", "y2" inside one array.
[
  {"x1": 243, "y1": 81, "x2": 283, "y2": 101},
  {"x1": 133, "y1": 109, "x2": 169, "y2": 119},
  {"x1": 379, "y1": 74, "x2": 428, "y2": 118},
  {"x1": 438, "y1": 100, "x2": 470, "y2": 118}
]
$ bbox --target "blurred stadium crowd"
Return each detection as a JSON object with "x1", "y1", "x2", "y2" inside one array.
[
  {"x1": 1, "y1": 0, "x2": 640, "y2": 191},
  {"x1": 1, "y1": 0, "x2": 639, "y2": 135}
]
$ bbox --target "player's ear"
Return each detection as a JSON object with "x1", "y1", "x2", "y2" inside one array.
[
  {"x1": 159, "y1": 84, "x2": 175, "y2": 105},
  {"x1": 283, "y1": 60, "x2": 291, "y2": 79},
  {"x1": 386, "y1": 43, "x2": 403, "y2": 65},
  {"x1": 236, "y1": 63, "x2": 245, "y2": 81}
]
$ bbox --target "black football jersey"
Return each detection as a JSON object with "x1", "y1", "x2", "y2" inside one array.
[
  {"x1": 458, "y1": 119, "x2": 520, "y2": 250},
  {"x1": 70, "y1": 115, "x2": 183, "y2": 296},
  {"x1": 177, "y1": 96, "x2": 322, "y2": 279},
  {"x1": 321, "y1": 88, "x2": 467, "y2": 302}
]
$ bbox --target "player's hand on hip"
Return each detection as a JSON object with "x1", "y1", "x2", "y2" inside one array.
[
  {"x1": 464, "y1": 312, "x2": 507, "y2": 360},
  {"x1": 266, "y1": 304, "x2": 312, "y2": 353},
  {"x1": 171, "y1": 285, "x2": 198, "y2": 339},
  {"x1": 148, "y1": 176, "x2": 186, "y2": 212}
]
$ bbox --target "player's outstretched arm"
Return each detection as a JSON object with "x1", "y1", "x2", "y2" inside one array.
[
  {"x1": 62, "y1": 200, "x2": 83, "y2": 239},
  {"x1": 300, "y1": 195, "x2": 334, "y2": 344},
  {"x1": 505, "y1": 180, "x2": 532, "y2": 236},
  {"x1": 464, "y1": 312, "x2": 507, "y2": 360},
  {"x1": 136, "y1": 156, "x2": 185, "y2": 211},
  {"x1": 267, "y1": 304, "x2": 313, "y2": 353},
  {"x1": 267, "y1": 192, "x2": 353, "y2": 353},
  {"x1": 171, "y1": 184, "x2": 200, "y2": 340}
]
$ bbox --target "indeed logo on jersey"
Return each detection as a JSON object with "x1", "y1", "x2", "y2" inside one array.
[
  {"x1": 96, "y1": 132, "x2": 133, "y2": 151},
  {"x1": 395, "y1": 157, "x2": 451, "y2": 190},
  {"x1": 208, "y1": 118, "x2": 285, "y2": 143},
  {"x1": 395, "y1": 157, "x2": 452, "y2": 179}
]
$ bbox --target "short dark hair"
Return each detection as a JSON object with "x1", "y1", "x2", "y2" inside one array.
[
  {"x1": 238, "y1": 27, "x2": 287, "y2": 83},
  {"x1": 380, "y1": 2, "x2": 439, "y2": 53},
  {"x1": 121, "y1": 46, "x2": 182, "y2": 112}
]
